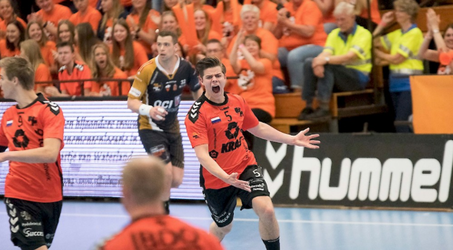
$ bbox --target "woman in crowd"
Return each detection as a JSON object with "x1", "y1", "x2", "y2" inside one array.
[
  {"x1": 26, "y1": 21, "x2": 56, "y2": 69},
  {"x1": 57, "y1": 20, "x2": 76, "y2": 44},
  {"x1": 20, "y1": 39, "x2": 53, "y2": 93},
  {"x1": 90, "y1": 43, "x2": 130, "y2": 96},
  {"x1": 229, "y1": 32, "x2": 274, "y2": 149},
  {"x1": 190, "y1": 8, "x2": 222, "y2": 62},
  {"x1": 210, "y1": 0, "x2": 242, "y2": 38},
  {"x1": 97, "y1": 0, "x2": 128, "y2": 43},
  {"x1": 0, "y1": 0, "x2": 27, "y2": 38},
  {"x1": 75, "y1": 22, "x2": 100, "y2": 67},
  {"x1": 126, "y1": 0, "x2": 159, "y2": 58},
  {"x1": 111, "y1": 19, "x2": 148, "y2": 77},
  {"x1": 419, "y1": 8, "x2": 453, "y2": 74},
  {"x1": 0, "y1": 20, "x2": 25, "y2": 58},
  {"x1": 163, "y1": 0, "x2": 178, "y2": 12},
  {"x1": 186, "y1": 0, "x2": 214, "y2": 12},
  {"x1": 373, "y1": 0, "x2": 423, "y2": 132}
]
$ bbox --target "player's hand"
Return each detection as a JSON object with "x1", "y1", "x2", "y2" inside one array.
[
  {"x1": 225, "y1": 173, "x2": 251, "y2": 192},
  {"x1": 292, "y1": 128, "x2": 320, "y2": 149},
  {"x1": 150, "y1": 106, "x2": 168, "y2": 121}
]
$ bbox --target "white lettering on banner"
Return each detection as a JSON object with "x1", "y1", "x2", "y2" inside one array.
[{"x1": 265, "y1": 140, "x2": 453, "y2": 203}]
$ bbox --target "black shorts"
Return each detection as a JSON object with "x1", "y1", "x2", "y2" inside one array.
[
  {"x1": 4, "y1": 198, "x2": 63, "y2": 250},
  {"x1": 138, "y1": 129, "x2": 184, "y2": 168},
  {"x1": 202, "y1": 165, "x2": 270, "y2": 227}
]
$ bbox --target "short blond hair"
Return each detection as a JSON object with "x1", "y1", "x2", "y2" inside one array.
[
  {"x1": 122, "y1": 156, "x2": 166, "y2": 205},
  {"x1": 393, "y1": 0, "x2": 419, "y2": 22},
  {"x1": 241, "y1": 4, "x2": 260, "y2": 20},
  {"x1": 334, "y1": 2, "x2": 355, "y2": 17}
]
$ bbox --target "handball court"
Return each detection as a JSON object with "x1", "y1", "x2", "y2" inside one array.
[{"x1": 1, "y1": 200, "x2": 453, "y2": 250}]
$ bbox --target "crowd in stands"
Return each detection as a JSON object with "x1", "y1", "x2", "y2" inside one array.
[{"x1": 1, "y1": 0, "x2": 452, "y2": 132}]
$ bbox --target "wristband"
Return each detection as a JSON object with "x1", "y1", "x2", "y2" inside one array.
[
  {"x1": 433, "y1": 29, "x2": 440, "y2": 34},
  {"x1": 139, "y1": 104, "x2": 153, "y2": 116}
]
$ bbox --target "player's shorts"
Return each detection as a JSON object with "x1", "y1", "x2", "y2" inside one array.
[
  {"x1": 201, "y1": 165, "x2": 270, "y2": 227},
  {"x1": 4, "y1": 198, "x2": 63, "y2": 250},
  {"x1": 138, "y1": 129, "x2": 184, "y2": 168}
]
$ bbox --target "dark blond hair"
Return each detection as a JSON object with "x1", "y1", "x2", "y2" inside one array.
[
  {"x1": 91, "y1": 43, "x2": 116, "y2": 79},
  {"x1": 0, "y1": 57, "x2": 34, "y2": 90},
  {"x1": 111, "y1": 19, "x2": 134, "y2": 71},
  {"x1": 393, "y1": 0, "x2": 420, "y2": 22},
  {"x1": 20, "y1": 39, "x2": 46, "y2": 71},
  {"x1": 26, "y1": 21, "x2": 49, "y2": 47}
]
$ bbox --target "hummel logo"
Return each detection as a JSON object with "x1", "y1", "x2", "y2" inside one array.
[
  {"x1": 11, "y1": 225, "x2": 19, "y2": 233},
  {"x1": 10, "y1": 217, "x2": 18, "y2": 225},
  {"x1": 188, "y1": 101, "x2": 203, "y2": 123},
  {"x1": 9, "y1": 208, "x2": 16, "y2": 217}
]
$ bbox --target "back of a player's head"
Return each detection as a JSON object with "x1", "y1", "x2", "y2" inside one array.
[
  {"x1": 196, "y1": 57, "x2": 226, "y2": 78},
  {"x1": 157, "y1": 30, "x2": 178, "y2": 45},
  {"x1": 56, "y1": 41, "x2": 75, "y2": 53},
  {"x1": 122, "y1": 156, "x2": 166, "y2": 206},
  {"x1": 0, "y1": 57, "x2": 34, "y2": 91}
]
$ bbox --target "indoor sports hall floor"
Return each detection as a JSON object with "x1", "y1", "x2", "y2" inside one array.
[{"x1": 1, "y1": 200, "x2": 453, "y2": 250}]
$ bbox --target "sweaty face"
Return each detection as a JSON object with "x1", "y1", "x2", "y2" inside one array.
[{"x1": 200, "y1": 66, "x2": 226, "y2": 102}]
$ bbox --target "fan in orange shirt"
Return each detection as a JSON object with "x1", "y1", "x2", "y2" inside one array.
[
  {"x1": 70, "y1": 0, "x2": 102, "y2": 32},
  {"x1": 0, "y1": 20, "x2": 25, "y2": 58},
  {"x1": 187, "y1": 0, "x2": 214, "y2": 12},
  {"x1": 155, "y1": 11, "x2": 187, "y2": 57},
  {"x1": 74, "y1": 22, "x2": 100, "y2": 65},
  {"x1": 26, "y1": 21, "x2": 57, "y2": 73},
  {"x1": 0, "y1": 0, "x2": 27, "y2": 38},
  {"x1": 111, "y1": 19, "x2": 148, "y2": 77},
  {"x1": 90, "y1": 43, "x2": 130, "y2": 96},
  {"x1": 19, "y1": 39, "x2": 53, "y2": 93},
  {"x1": 97, "y1": 0, "x2": 128, "y2": 43},
  {"x1": 244, "y1": 0, "x2": 277, "y2": 31},
  {"x1": 126, "y1": 0, "x2": 159, "y2": 57},
  {"x1": 30, "y1": 0, "x2": 72, "y2": 39}
]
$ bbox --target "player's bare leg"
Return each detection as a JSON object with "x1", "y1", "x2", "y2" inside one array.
[
  {"x1": 252, "y1": 196, "x2": 280, "y2": 250},
  {"x1": 162, "y1": 162, "x2": 173, "y2": 214},
  {"x1": 209, "y1": 221, "x2": 233, "y2": 241}
]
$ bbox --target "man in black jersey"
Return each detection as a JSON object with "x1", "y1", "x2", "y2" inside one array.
[{"x1": 127, "y1": 31, "x2": 202, "y2": 213}]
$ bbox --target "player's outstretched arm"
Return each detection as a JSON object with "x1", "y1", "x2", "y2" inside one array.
[
  {"x1": 248, "y1": 123, "x2": 320, "y2": 149},
  {"x1": 0, "y1": 138, "x2": 61, "y2": 163},
  {"x1": 194, "y1": 144, "x2": 251, "y2": 192}
]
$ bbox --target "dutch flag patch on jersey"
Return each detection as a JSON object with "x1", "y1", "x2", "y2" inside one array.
[
  {"x1": 6, "y1": 120, "x2": 13, "y2": 127},
  {"x1": 211, "y1": 117, "x2": 221, "y2": 124}
]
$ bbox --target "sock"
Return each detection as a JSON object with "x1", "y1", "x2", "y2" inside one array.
[
  {"x1": 262, "y1": 237, "x2": 280, "y2": 250},
  {"x1": 164, "y1": 200, "x2": 170, "y2": 215},
  {"x1": 320, "y1": 101, "x2": 330, "y2": 110}
]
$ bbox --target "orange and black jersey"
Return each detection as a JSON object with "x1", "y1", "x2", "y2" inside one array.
[
  {"x1": 0, "y1": 93, "x2": 65, "y2": 202},
  {"x1": 99, "y1": 215, "x2": 224, "y2": 250},
  {"x1": 129, "y1": 56, "x2": 200, "y2": 133},
  {"x1": 185, "y1": 93, "x2": 259, "y2": 190}
]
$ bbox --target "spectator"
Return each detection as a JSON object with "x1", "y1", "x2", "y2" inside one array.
[
  {"x1": 274, "y1": 0, "x2": 327, "y2": 91},
  {"x1": 97, "y1": 0, "x2": 128, "y2": 43},
  {"x1": 210, "y1": 0, "x2": 243, "y2": 39},
  {"x1": 299, "y1": 2, "x2": 372, "y2": 120},
  {"x1": 163, "y1": 0, "x2": 178, "y2": 12},
  {"x1": 70, "y1": 0, "x2": 102, "y2": 32},
  {"x1": 96, "y1": 156, "x2": 225, "y2": 250},
  {"x1": 189, "y1": 8, "x2": 222, "y2": 63},
  {"x1": 0, "y1": 0, "x2": 27, "y2": 38},
  {"x1": 90, "y1": 42, "x2": 130, "y2": 96},
  {"x1": 373, "y1": 0, "x2": 423, "y2": 132},
  {"x1": 206, "y1": 38, "x2": 240, "y2": 94},
  {"x1": 419, "y1": 8, "x2": 453, "y2": 74},
  {"x1": 26, "y1": 21, "x2": 57, "y2": 70},
  {"x1": 0, "y1": 20, "x2": 26, "y2": 58},
  {"x1": 20, "y1": 39, "x2": 53, "y2": 93},
  {"x1": 75, "y1": 22, "x2": 100, "y2": 66},
  {"x1": 111, "y1": 19, "x2": 148, "y2": 77},
  {"x1": 120, "y1": 0, "x2": 132, "y2": 12},
  {"x1": 244, "y1": 0, "x2": 277, "y2": 32},
  {"x1": 313, "y1": 0, "x2": 336, "y2": 33},
  {"x1": 228, "y1": 4, "x2": 287, "y2": 94},
  {"x1": 187, "y1": 0, "x2": 214, "y2": 12},
  {"x1": 45, "y1": 41, "x2": 94, "y2": 97},
  {"x1": 57, "y1": 19, "x2": 75, "y2": 44},
  {"x1": 29, "y1": 0, "x2": 72, "y2": 39},
  {"x1": 126, "y1": 0, "x2": 159, "y2": 58}
]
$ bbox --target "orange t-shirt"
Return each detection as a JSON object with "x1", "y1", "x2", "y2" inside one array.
[
  {"x1": 126, "y1": 10, "x2": 160, "y2": 55},
  {"x1": 91, "y1": 67, "x2": 130, "y2": 96},
  {"x1": 0, "y1": 39, "x2": 20, "y2": 58},
  {"x1": 223, "y1": 58, "x2": 240, "y2": 95},
  {"x1": 185, "y1": 93, "x2": 259, "y2": 190},
  {"x1": 120, "y1": 0, "x2": 132, "y2": 7},
  {"x1": 37, "y1": 4, "x2": 73, "y2": 27},
  {"x1": 58, "y1": 61, "x2": 94, "y2": 96},
  {"x1": 0, "y1": 93, "x2": 65, "y2": 203},
  {"x1": 359, "y1": 0, "x2": 381, "y2": 24},
  {"x1": 258, "y1": 0, "x2": 278, "y2": 28},
  {"x1": 238, "y1": 58, "x2": 275, "y2": 117},
  {"x1": 69, "y1": 6, "x2": 102, "y2": 32},
  {"x1": 114, "y1": 41, "x2": 149, "y2": 77},
  {"x1": 41, "y1": 41, "x2": 57, "y2": 67},
  {"x1": 89, "y1": 0, "x2": 98, "y2": 8},
  {"x1": 35, "y1": 63, "x2": 53, "y2": 91},
  {"x1": 100, "y1": 215, "x2": 225, "y2": 250},
  {"x1": 0, "y1": 17, "x2": 27, "y2": 31},
  {"x1": 279, "y1": 1, "x2": 327, "y2": 51}
]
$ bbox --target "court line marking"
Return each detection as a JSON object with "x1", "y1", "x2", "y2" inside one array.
[{"x1": 2, "y1": 212, "x2": 451, "y2": 227}]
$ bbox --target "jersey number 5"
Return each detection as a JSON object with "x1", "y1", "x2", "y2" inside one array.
[{"x1": 224, "y1": 111, "x2": 232, "y2": 121}]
